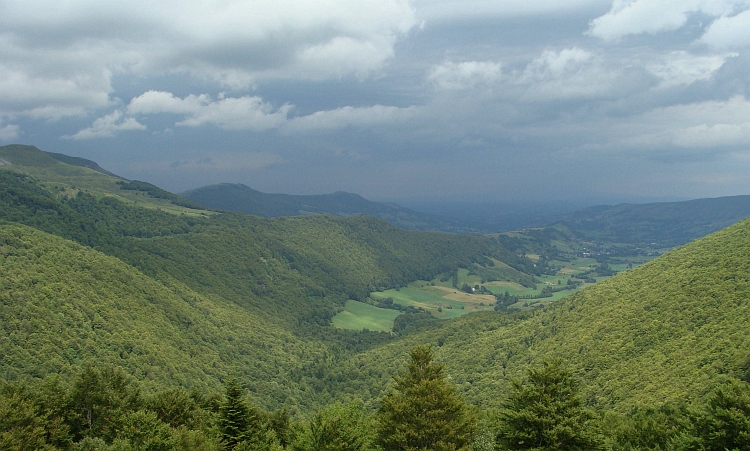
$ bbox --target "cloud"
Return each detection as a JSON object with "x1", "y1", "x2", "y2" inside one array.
[
  {"x1": 284, "y1": 105, "x2": 421, "y2": 132},
  {"x1": 0, "y1": 0, "x2": 418, "y2": 109},
  {"x1": 128, "y1": 91, "x2": 291, "y2": 131},
  {"x1": 124, "y1": 90, "x2": 420, "y2": 133},
  {"x1": 429, "y1": 48, "x2": 629, "y2": 100},
  {"x1": 700, "y1": 8, "x2": 750, "y2": 48},
  {"x1": 588, "y1": 0, "x2": 745, "y2": 41},
  {"x1": 581, "y1": 95, "x2": 750, "y2": 152},
  {"x1": 647, "y1": 51, "x2": 737, "y2": 88},
  {"x1": 0, "y1": 124, "x2": 21, "y2": 141},
  {"x1": 64, "y1": 110, "x2": 146, "y2": 140},
  {"x1": 412, "y1": 0, "x2": 609, "y2": 22},
  {"x1": 428, "y1": 61, "x2": 503, "y2": 90}
]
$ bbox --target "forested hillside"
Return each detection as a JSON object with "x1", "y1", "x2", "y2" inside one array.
[
  {"x1": 0, "y1": 150, "x2": 534, "y2": 412},
  {"x1": 560, "y1": 195, "x2": 750, "y2": 246},
  {"x1": 3, "y1": 146, "x2": 750, "y2": 451},
  {"x1": 326, "y1": 216, "x2": 750, "y2": 412}
]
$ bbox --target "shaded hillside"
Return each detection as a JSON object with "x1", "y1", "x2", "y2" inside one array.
[
  {"x1": 181, "y1": 183, "x2": 469, "y2": 232},
  {"x1": 560, "y1": 195, "x2": 750, "y2": 246},
  {"x1": 322, "y1": 217, "x2": 750, "y2": 412},
  {"x1": 0, "y1": 151, "x2": 537, "y2": 411}
]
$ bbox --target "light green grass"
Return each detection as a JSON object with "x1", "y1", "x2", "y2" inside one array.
[
  {"x1": 371, "y1": 283, "x2": 495, "y2": 319},
  {"x1": 332, "y1": 300, "x2": 401, "y2": 332}
]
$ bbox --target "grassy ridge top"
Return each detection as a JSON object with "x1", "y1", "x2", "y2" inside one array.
[
  {"x1": 324, "y1": 218, "x2": 750, "y2": 411},
  {"x1": 0, "y1": 144, "x2": 208, "y2": 215}
]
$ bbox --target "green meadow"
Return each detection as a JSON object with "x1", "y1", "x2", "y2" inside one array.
[
  {"x1": 332, "y1": 237, "x2": 662, "y2": 331},
  {"x1": 331, "y1": 300, "x2": 402, "y2": 332}
]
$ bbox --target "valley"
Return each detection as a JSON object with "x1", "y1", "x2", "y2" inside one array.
[{"x1": 2, "y1": 144, "x2": 750, "y2": 450}]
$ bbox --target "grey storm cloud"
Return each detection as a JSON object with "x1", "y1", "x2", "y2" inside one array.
[{"x1": 2, "y1": 0, "x2": 750, "y2": 202}]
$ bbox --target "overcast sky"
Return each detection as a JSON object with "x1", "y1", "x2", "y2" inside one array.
[{"x1": 2, "y1": 0, "x2": 750, "y2": 204}]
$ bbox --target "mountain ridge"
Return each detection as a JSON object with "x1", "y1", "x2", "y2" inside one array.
[{"x1": 180, "y1": 182, "x2": 471, "y2": 232}]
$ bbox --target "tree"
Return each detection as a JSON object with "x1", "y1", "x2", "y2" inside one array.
[
  {"x1": 377, "y1": 345, "x2": 475, "y2": 451},
  {"x1": 495, "y1": 360, "x2": 602, "y2": 451},
  {"x1": 692, "y1": 378, "x2": 750, "y2": 451},
  {"x1": 218, "y1": 377, "x2": 276, "y2": 451},
  {"x1": 293, "y1": 401, "x2": 375, "y2": 451},
  {"x1": 218, "y1": 378, "x2": 251, "y2": 450}
]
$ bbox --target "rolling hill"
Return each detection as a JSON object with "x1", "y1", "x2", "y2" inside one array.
[
  {"x1": 558, "y1": 196, "x2": 750, "y2": 247},
  {"x1": 0, "y1": 145, "x2": 536, "y2": 412},
  {"x1": 3, "y1": 143, "x2": 750, "y2": 420},
  {"x1": 180, "y1": 183, "x2": 472, "y2": 232},
  {"x1": 322, "y1": 215, "x2": 750, "y2": 412}
]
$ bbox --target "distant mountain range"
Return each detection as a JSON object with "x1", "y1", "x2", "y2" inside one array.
[
  {"x1": 558, "y1": 196, "x2": 750, "y2": 247},
  {"x1": 5, "y1": 143, "x2": 750, "y2": 246},
  {"x1": 182, "y1": 182, "x2": 750, "y2": 247},
  {"x1": 180, "y1": 183, "x2": 474, "y2": 233}
]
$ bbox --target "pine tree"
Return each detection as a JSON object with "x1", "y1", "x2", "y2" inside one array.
[
  {"x1": 495, "y1": 360, "x2": 602, "y2": 451},
  {"x1": 377, "y1": 345, "x2": 475, "y2": 451},
  {"x1": 218, "y1": 377, "x2": 251, "y2": 450}
]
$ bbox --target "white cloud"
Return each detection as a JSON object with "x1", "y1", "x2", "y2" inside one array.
[
  {"x1": 125, "y1": 91, "x2": 420, "y2": 133},
  {"x1": 0, "y1": 0, "x2": 418, "y2": 105},
  {"x1": 428, "y1": 61, "x2": 503, "y2": 90},
  {"x1": 127, "y1": 91, "x2": 291, "y2": 131},
  {"x1": 64, "y1": 110, "x2": 146, "y2": 140},
  {"x1": 284, "y1": 105, "x2": 421, "y2": 132},
  {"x1": 700, "y1": 8, "x2": 750, "y2": 48},
  {"x1": 513, "y1": 48, "x2": 627, "y2": 100},
  {"x1": 647, "y1": 51, "x2": 737, "y2": 88},
  {"x1": 0, "y1": 124, "x2": 21, "y2": 141},
  {"x1": 588, "y1": 0, "x2": 747, "y2": 41},
  {"x1": 0, "y1": 54, "x2": 114, "y2": 120}
]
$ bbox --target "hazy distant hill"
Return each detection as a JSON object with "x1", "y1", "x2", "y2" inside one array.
[
  {"x1": 559, "y1": 195, "x2": 750, "y2": 246},
  {"x1": 181, "y1": 183, "x2": 469, "y2": 232}
]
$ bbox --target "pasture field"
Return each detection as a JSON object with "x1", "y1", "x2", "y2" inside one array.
[
  {"x1": 331, "y1": 300, "x2": 401, "y2": 332},
  {"x1": 331, "y1": 230, "x2": 665, "y2": 332}
]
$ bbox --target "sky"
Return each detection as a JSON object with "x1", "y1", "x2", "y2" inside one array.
[{"x1": 1, "y1": 0, "x2": 750, "y2": 205}]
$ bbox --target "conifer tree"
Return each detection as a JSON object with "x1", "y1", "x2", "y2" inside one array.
[
  {"x1": 376, "y1": 345, "x2": 475, "y2": 451},
  {"x1": 218, "y1": 377, "x2": 251, "y2": 450},
  {"x1": 495, "y1": 360, "x2": 602, "y2": 451}
]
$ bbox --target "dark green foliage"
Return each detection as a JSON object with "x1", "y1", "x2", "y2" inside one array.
[
  {"x1": 116, "y1": 409, "x2": 178, "y2": 451},
  {"x1": 292, "y1": 402, "x2": 375, "y2": 451},
  {"x1": 603, "y1": 404, "x2": 692, "y2": 451},
  {"x1": 68, "y1": 365, "x2": 140, "y2": 442},
  {"x1": 218, "y1": 378, "x2": 252, "y2": 450},
  {"x1": 0, "y1": 383, "x2": 56, "y2": 451},
  {"x1": 691, "y1": 378, "x2": 750, "y2": 451},
  {"x1": 495, "y1": 360, "x2": 602, "y2": 451},
  {"x1": 377, "y1": 345, "x2": 475, "y2": 451}
]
